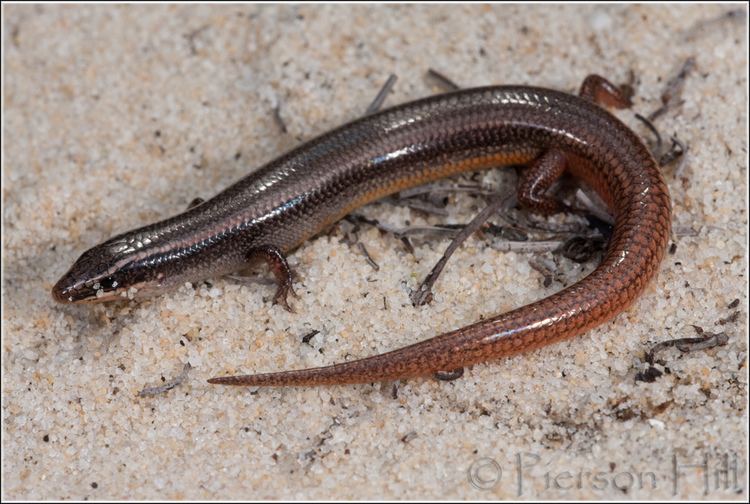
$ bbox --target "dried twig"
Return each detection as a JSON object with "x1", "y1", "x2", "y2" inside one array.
[
  {"x1": 635, "y1": 113, "x2": 663, "y2": 154},
  {"x1": 385, "y1": 196, "x2": 449, "y2": 216},
  {"x1": 138, "y1": 362, "x2": 192, "y2": 398},
  {"x1": 410, "y1": 193, "x2": 510, "y2": 306},
  {"x1": 397, "y1": 182, "x2": 495, "y2": 199},
  {"x1": 528, "y1": 256, "x2": 558, "y2": 288},
  {"x1": 489, "y1": 240, "x2": 571, "y2": 254},
  {"x1": 426, "y1": 68, "x2": 461, "y2": 92},
  {"x1": 366, "y1": 74, "x2": 398, "y2": 115},
  {"x1": 272, "y1": 106, "x2": 288, "y2": 134},
  {"x1": 575, "y1": 188, "x2": 614, "y2": 225},
  {"x1": 357, "y1": 243, "x2": 380, "y2": 271},
  {"x1": 648, "y1": 57, "x2": 696, "y2": 121},
  {"x1": 634, "y1": 113, "x2": 687, "y2": 170},
  {"x1": 554, "y1": 236, "x2": 606, "y2": 264},
  {"x1": 658, "y1": 136, "x2": 687, "y2": 168},
  {"x1": 645, "y1": 330, "x2": 729, "y2": 365},
  {"x1": 682, "y1": 9, "x2": 746, "y2": 41},
  {"x1": 301, "y1": 330, "x2": 320, "y2": 345}
]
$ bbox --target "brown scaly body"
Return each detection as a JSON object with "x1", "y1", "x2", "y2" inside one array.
[{"x1": 53, "y1": 76, "x2": 671, "y2": 387}]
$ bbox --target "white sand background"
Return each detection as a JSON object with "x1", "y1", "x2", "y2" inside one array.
[{"x1": 2, "y1": 3, "x2": 748, "y2": 500}]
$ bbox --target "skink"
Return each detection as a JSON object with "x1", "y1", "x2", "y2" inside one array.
[{"x1": 52, "y1": 75, "x2": 672, "y2": 387}]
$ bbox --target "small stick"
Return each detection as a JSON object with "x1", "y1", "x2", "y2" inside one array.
[
  {"x1": 659, "y1": 136, "x2": 687, "y2": 168},
  {"x1": 528, "y1": 256, "x2": 557, "y2": 288},
  {"x1": 575, "y1": 188, "x2": 614, "y2": 225},
  {"x1": 554, "y1": 236, "x2": 606, "y2": 264},
  {"x1": 357, "y1": 243, "x2": 380, "y2": 271},
  {"x1": 682, "y1": 9, "x2": 746, "y2": 41},
  {"x1": 489, "y1": 240, "x2": 569, "y2": 253},
  {"x1": 397, "y1": 182, "x2": 494, "y2": 199},
  {"x1": 410, "y1": 192, "x2": 509, "y2": 306},
  {"x1": 184, "y1": 25, "x2": 208, "y2": 56},
  {"x1": 634, "y1": 113, "x2": 663, "y2": 155},
  {"x1": 385, "y1": 196, "x2": 449, "y2": 217},
  {"x1": 273, "y1": 106, "x2": 288, "y2": 134},
  {"x1": 366, "y1": 74, "x2": 398, "y2": 115},
  {"x1": 138, "y1": 362, "x2": 192, "y2": 398},
  {"x1": 426, "y1": 68, "x2": 461, "y2": 92},
  {"x1": 672, "y1": 225, "x2": 700, "y2": 237},
  {"x1": 504, "y1": 210, "x2": 589, "y2": 235},
  {"x1": 648, "y1": 57, "x2": 696, "y2": 121},
  {"x1": 301, "y1": 330, "x2": 320, "y2": 345},
  {"x1": 346, "y1": 215, "x2": 458, "y2": 238},
  {"x1": 645, "y1": 330, "x2": 729, "y2": 365},
  {"x1": 400, "y1": 236, "x2": 415, "y2": 255},
  {"x1": 674, "y1": 333, "x2": 729, "y2": 352}
]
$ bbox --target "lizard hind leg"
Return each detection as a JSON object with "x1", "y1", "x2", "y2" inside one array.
[
  {"x1": 579, "y1": 74, "x2": 633, "y2": 109},
  {"x1": 518, "y1": 74, "x2": 631, "y2": 217},
  {"x1": 246, "y1": 245, "x2": 298, "y2": 313},
  {"x1": 517, "y1": 149, "x2": 568, "y2": 215}
]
